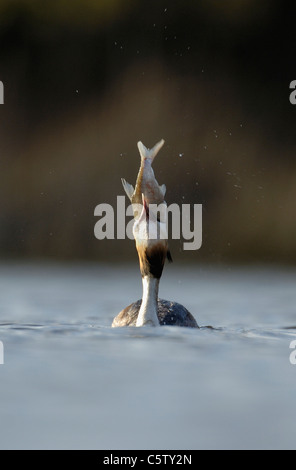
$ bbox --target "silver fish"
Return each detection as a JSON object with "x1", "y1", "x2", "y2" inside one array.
[{"x1": 121, "y1": 139, "x2": 166, "y2": 219}]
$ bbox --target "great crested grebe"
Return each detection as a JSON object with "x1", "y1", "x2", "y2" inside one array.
[{"x1": 112, "y1": 140, "x2": 198, "y2": 328}]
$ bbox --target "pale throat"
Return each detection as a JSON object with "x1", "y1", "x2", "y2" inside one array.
[{"x1": 136, "y1": 276, "x2": 160, "y2": 327}]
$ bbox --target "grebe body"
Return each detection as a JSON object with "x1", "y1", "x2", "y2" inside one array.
[{"x1": 112, "y1": 299, "x2": 198, "y2": 328}]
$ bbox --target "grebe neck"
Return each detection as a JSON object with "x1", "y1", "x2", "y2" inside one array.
[{"x1": 136, "y1": 276, "x2": 160, "y2": 326}]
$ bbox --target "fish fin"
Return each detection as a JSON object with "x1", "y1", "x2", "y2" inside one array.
[
  {"x1": 167, "y1": 250, "x2": 173, "y2": 263},
  {"x1": 137, "y1": 139, "x2": 165, "y2": 162},
  {"x1": 160, "y1": 184, "x2": 166, "y2": 197},
  {"x1": 121, "y1": 178, "x2": 134, "y2": 201}
]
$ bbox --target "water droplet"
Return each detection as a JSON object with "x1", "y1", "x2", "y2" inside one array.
[{"x1": 179, "y1": 153, "x2": 184, "y2": 157}]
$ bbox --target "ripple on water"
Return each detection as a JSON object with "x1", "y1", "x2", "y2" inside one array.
[
  {"x1": 1, "y1": 320, "x2": 295, "y2": 345},
  {"x1": 1, "y1": 263, "x2": 296, "y2": 449}
]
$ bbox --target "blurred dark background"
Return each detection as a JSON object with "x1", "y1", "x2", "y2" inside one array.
[{"x1": 1, "y1": 0, "x2": 296, "y2": 265}]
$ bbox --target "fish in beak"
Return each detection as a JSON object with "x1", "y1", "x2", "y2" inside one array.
[
  {"x1": 121, "y1": 139, "x2": 167, "y2": 220},
  {"x1": 122, "y1": 140, "x2": 172, "y2": 278}
]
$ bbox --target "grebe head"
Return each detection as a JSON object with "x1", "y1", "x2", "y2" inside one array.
[{"x1": 133, "y1": 194, "x2": 168, "y2": 279}]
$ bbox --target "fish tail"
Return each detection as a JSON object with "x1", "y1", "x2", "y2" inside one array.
[{"x1": 137, "y1": 139, "x2": 165, "y2": 163}]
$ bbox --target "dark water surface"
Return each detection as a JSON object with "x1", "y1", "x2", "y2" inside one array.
[{"x1": 0, "y1": 262, "x2": 295, "y2": 449}]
